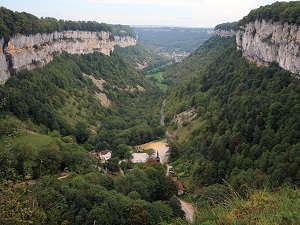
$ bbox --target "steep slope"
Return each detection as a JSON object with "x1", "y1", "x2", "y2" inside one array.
[
  {"x1": 0, "y1": 46, "x2": 165, "y2": 146},
  {"x1": 164, "y1": 35, "x2": 300, "y2": 192}
]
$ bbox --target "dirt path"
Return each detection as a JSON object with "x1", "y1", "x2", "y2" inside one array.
[
  {"x1": 160, "y1": 99, "x2": 166, "y2": 126},
  {"x1": 58, "y1": 172, "x2": 69, "y2": 180},
  {"x1": 180, "y1": 199, "x2": 195, "y2": 223}
]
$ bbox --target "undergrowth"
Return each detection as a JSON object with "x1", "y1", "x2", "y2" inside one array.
[{"x1": 195, "y1": 186, "x2": 300, "y2": 224}]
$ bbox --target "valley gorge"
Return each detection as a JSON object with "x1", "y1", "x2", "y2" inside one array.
[{"x1": 1, "y1": 2, "x2": 300, "y2": 224}]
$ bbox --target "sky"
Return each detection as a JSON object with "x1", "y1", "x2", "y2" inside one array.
[{"x1": 0, "y1": 0, "x2": 291, "y2": 28}]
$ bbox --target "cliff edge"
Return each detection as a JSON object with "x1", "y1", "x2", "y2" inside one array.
[
  {"x1": 215, "y1": 2, "x2": 300, "y2": 75},
  {"x1": 236, "y1": 20, "x2": 300, "y2": 75},
  {"x1": 0, "y1": 31, "x2": 137, "y2": 84}
]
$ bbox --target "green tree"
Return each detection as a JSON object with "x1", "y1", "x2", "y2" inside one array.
[
  {"x1": 75, "y1": 121, "x2": 90, "y2": 144},
  {"x1": 39, "y1": 143, "x2": 62, "y2": 176}
]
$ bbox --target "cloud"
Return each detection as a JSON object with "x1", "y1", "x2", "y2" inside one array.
[{"x1": 1, "y1": 0, "x2": 292, "y2": 28}]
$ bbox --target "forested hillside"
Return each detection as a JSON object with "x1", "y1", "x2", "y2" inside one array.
[
  {"x1": 2, "y1": 2, "x2": 300, "y2": 224},
  {"x1": 165, "y1": 35, "x2": 300, "y2": 191},
  {"x1": 134, "y1": 27, "x2": 213, "y2": 53},
  {"x1": 114, "y1": 44, "x2": 170, "y2": 70},
  {"x1": 0, "y1": 36, "x2": 187, "y2": 223},
  {"x1": 162, "y1": 34, "x2": 300, "y2": 223}
]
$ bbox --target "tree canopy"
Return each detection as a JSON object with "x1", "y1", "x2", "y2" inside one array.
[
  {"x1": 0, "y1": 6, "x2": 112, "y2": 38},
  {"x1": 214, "y1": 22, "x2": 238, "y2": 31},
  {"x1": 164, "y1": 36, "x2": 300, "y2": 191},
  {"x1": 238, "y1": 1, "x2": 300, "y2": 25}
]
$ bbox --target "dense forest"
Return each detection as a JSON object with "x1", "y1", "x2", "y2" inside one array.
[
  {"x1": 0, "y1": 6, "x2": 185, "y2": 223},
  {"x1": 164, "y1": 35, "x2": 300, "y2": 191},
  {"x1": 216, "y1": 2, "x2": 300, "y2": 31},
  {"x1": 239, "y1": 1, "x2": 300, "y2": 25},
  {"x1": 2, "y1": 1, "x2": 300, "y2": 224},
  {"x1": 0, "y1": 42, "x2": 184, "y2": 223},
  {"x1": 214, "y1": 22, "x2": 238, "y2": 31},
  {"x1": 0, "y1": 7, "x2": 138, "y2": 39}
]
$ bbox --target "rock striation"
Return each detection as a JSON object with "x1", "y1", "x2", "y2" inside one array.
[
  {"x1": 236, "y1": 20, "x2": 300, "y2": 75},
  {"x1": 216, "y1": 19, "x2": 300, "y2": 75},
  {"x1": 0, "y1": 30, "x2": 137, "y2": 84}
]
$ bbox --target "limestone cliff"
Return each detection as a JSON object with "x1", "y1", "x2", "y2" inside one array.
[
  {"x1": 214, "y1": 29, "x2": 236, "y2": 37},
  {"x1": 236, "y1": 20, "x2": 300, "y2": 75},
  {"x1": 0, "y1": 30, "x2": 137, "y2": 84}
]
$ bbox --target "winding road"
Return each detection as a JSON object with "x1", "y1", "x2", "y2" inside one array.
[
  {"x1": 159, "y1": 98, "x2": 195, "y2": 223},
  {"x1": 180, "y1": 199, "x2": 195, "y2": 223},
  {"x1": 160, "y1": 99, "x2": 166, "y2": 126}
]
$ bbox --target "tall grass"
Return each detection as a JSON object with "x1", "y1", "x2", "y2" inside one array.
[{"x1": 195, "y1": 186, "x2": 300, "y2": 224}]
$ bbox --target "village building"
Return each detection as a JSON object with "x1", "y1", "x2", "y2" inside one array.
[{"x1": 98, "y1": 150, "x2": 112, "y2": 161}]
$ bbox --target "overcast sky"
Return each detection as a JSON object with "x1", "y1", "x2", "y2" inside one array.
[{"x1": 0, "y1": 0, "x2": 291, "y2": 27}]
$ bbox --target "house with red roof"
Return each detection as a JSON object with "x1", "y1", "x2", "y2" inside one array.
[{"x1": 98, "y1": 150, "x2": 112, "y2": 161}]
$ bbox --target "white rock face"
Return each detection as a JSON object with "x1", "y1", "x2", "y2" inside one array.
[
  {"x1": 0, "y1": 30, "x2": 137, "y2": 83},
  {"x1": 215, "y1": 29, "x2": 236, "y2": 37},
  {"x1": 0, "y1": 40, "x2": 10, "y2": 84},
  {"x1": 236, "y1": 20, "x2": 300, "y2": 74},
  {"x1": 113, "y1": 36, "x2": 137, "y2": 48}
]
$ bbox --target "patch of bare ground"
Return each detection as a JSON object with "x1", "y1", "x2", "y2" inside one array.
[
  {"x1": 137, "y1": 84, "x2": 145, "y2": 91},
  {"x1": 58, "y1": 172, "x2": 69, "y2": 180},
  {"x1": 83, "y1": 73, "x2": 106, "y2": 91},
  {"x1": 95, "y1": 92, "x2": 111, "y2": 108},
  {"x1": 179, "y1": 199, "x2": 195, "y2": 222},
  {"x1": 125, "y1": 84, "x2": 145, "y2": 92},
  {"x1": 83, "y1": 74, "x2": 111, "y2": 108},
  {"x1": 173, "y1": 107, "x2": 197, "y2": 125},
  {"x1": 25, "y1": 130, "x2": 38, "y2": 135},
  {"x1": 137, "y1": 140, "x2": 169, "y2": 164},
  {"x1": 136, "y1": 61, "x2": 148, "y2": 70}
]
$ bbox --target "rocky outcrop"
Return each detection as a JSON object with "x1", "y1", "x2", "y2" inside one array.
[
  {"x1": 215, "y1": 29, "x2": 236, "y2": 37},
  {"x1": 0, "y1": 30, "x2": 137, "y2": 84},
  {"x1": 114, "y1": 36, "x2": 137, "y2": 48},
  {"x1": 236, "y1": 20, "x2": 300, "y2": 75}
]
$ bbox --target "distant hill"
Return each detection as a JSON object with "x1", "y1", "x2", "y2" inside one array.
[{"x1": 134, "y1": 27, "x2": 214, "y2": 57}]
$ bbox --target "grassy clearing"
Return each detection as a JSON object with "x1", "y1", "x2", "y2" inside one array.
[
  {"x1": 146, "y1": 72, "x2": 169, "y2": 91},
  {"x1": 12, "y1": 133, "x2": 60, "y2": 149},
  {"x1": 168, "y1": 117, "x2": 204, "y2": 143},
  {"x1": 146, "y1": 72, "x2": 163, "y2": 82}
]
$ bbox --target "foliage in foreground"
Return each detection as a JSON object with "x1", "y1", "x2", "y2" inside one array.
[
  {"x1": 196, "y1": 186, "x2": 300, "y2": 225},
  {"x1": 0, "y1": 163, "x2": 180, "y2": 225}
]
